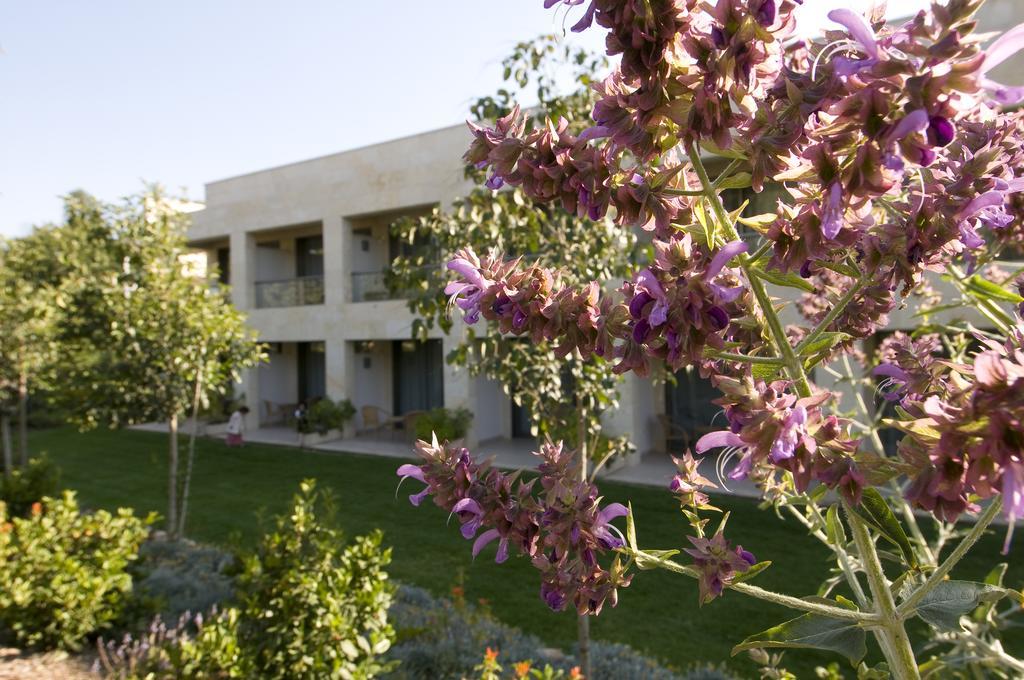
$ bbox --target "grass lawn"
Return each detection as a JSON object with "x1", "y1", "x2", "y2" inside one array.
[{"x1": 29, "y1": 427, "x2": 1023, "y2": 677}]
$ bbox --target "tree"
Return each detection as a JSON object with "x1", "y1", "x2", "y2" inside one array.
[
  {"x1": 0, "y1": 231, "x2": 60, "y2": 474},
  {"x1": 51, "y1": 188, "x2": 264, "y2": 537},
  {"x1": 391, "y1": 35, "x2": 636, "y2": 467},
  {"x1": 400, "y1": 2, "x2": 1024, "y2": 677}
]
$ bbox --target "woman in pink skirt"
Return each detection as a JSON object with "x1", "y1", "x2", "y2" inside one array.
[{"x1": 226, "y1": 405, "x2": 250, "y2": 447}]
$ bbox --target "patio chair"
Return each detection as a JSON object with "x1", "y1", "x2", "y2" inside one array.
[
  {"x1": 358, "y1": 405, "x2": 401, "y2": 439},
  {"x1": 399, "y1": 410, "x2": 425, "y2": 442},
  {"x1": 655, "y1": 414, "x2": 692, "y2": 455}
]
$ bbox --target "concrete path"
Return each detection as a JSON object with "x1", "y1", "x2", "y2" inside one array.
[{"x1": 130, "y1": 423, "x2": 761, "y2": 498}]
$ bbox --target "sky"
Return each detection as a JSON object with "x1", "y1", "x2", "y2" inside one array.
[{"x1": 0, "y1": 1, "x2": 930, "y2": 237}]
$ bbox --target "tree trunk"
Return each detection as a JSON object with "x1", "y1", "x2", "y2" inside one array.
[
  {"x1": 1, "y1": 414, "x2": 13, "y2": 481},
  {"x1": 177, "y1": 362, "x2": 205, "y2": 538},
  {"x1": 576, "y1": 408, "x2": 592, "y2": 680},
  {"x1": 17, "y1": 370, "x2": 28, "y2": 468},
  {"x1": 167, "y1": 413, "x2": 179, "y2": 536}
]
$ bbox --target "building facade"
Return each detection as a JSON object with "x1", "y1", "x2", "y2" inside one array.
[{"x1": 188, "y1": 0, "x2": 1024, "y2": 455}]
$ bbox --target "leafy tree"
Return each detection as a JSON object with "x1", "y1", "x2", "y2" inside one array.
[
  {"x1": 391, "y1": 35, "x2": 637, "y2": 467},
  {"x1": 0, "y1": 230, "x2": 61, "y2": 474},
  {"x1": 51, "y1": 188, "x2": 264, "y2": 537}
]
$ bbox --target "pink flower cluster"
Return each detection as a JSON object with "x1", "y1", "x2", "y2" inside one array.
[{"x1": 398, "y1": 438, "x2": 632, "y2": 615}]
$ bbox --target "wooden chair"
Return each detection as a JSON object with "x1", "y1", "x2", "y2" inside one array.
[
  {"x1": 400, "y1": 410, "x2": 425, "y2": 442},
  {"x1": 358, "y1": 405, "x2": 401, "y2": 439},
  {"x1": 655, "y1": 414, "x2": 692, "y2": 454}
]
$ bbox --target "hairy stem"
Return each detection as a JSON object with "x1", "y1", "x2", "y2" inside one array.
[
  {"x1": 839, "y1": 353, "x2": 936, "y2": 566},
  {"x1": 845, "y1": 505, "x2": 922, "y2": 680},
  {"x1": 633, "y1": 548, "x2": 881, "y2": 623}
]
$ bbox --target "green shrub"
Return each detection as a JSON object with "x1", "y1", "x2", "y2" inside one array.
[
  {"x1": 302, "y1": 398, "x2": 356, "y2": 434},
  {"x1": 414, "y1": 407, "x2": 473, "y2": 442},
  {"x1": 0, "y1": 492, "x2": 153, "y2": 650},
  {"x1": 0, "y1": 455, "x2": 60, "y2": 516},
  {"x1": 133, "y1": 539, "x2": 237, "y2": 622},
  {"x1": 96, "y1": 607, "x2": 248, "y2": 680},
  {"x1": 236, "y1": 479, "x2": 396, "y2": 679}
]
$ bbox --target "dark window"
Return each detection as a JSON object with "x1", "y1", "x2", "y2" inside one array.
[
  {"x1": 297, "y1": 341, "x2": 326, "y2": 403},
  {"x1": 665, "y1": 369, "x2": 721, "y2": 449},
  {"x1": 295, "y1": 235, "x2": 324, "y2": 278},
  {"x1": 216, "y1": 247, "x2": 230, "y2": 285},
  {"x1": 393, "y1": 340, "x2": 444, "y2": 415}
]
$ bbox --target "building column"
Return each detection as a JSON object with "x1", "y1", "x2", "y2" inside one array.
[
  {"x1": 323, "y1": 215, "x2": 348, "y2": 401},
  {"x1": 229, "y1": 231, "x2": 254, "y2": 311}
]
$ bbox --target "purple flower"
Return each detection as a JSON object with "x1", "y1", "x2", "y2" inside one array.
[
  {"x1": 445, "y1": 256, "x2": 493, "y2": 324},
  {"x1": 769, "y1": 405, "x2": 808, "y2": 463},
  {"x1": 820, "y1": 182, "x2": 844, "y2": 240},
  {"x1": 873, "y1": 362, "x2": 910, "y2": 402},
  {"x1": 755, "y1": 0, "x2": 776, "y2": 28},
  {"x1": 472, "y1": 528, "x2": 510, "y2": 563},
  {"x1": 396, "y1": 464, "x2": 430, "y2": 506},
  {"x1": 706, "y1": 240, "x2": 749, "y2": 302},
  {"x1": 634, "y1": 269, "x2": 669, "y2": 327},
  {"x1": 685, "y1": 533, "x2": 756, "y2": 604},
  {"x1": 591, "y1": 502, "x2": 628, "y2": 550},
  {"x1": 695, "y1": 430, "x2": 752, "y2": 480},
  {"x1": 828, "y1": 9, "x2": 880, "y2": 76},
  {"x1": 981, "y1": 23, "x2": 1024, "y2": 105},
  {"x1": 928, "y1": 117, "x2": 955, "y2": 148},
  {"x1": 453, "y1": 497, "x2": 485, "y2": 539}
]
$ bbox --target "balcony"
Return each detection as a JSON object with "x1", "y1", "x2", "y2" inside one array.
[
  {"x1": 254, "y1": 275, "x2": 324, "y2": 309},
  {"x1": 351, "y1": 265, "x2": 442, "y2": 303}
]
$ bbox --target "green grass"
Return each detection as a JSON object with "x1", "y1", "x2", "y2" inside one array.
[{"x1": 29, "y1": 427, "x2": 1023, "y2": 677}]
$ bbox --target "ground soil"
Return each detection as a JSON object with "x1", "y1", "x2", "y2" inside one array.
[{"x1": 0, "y1": 647, "x2": 95, "y2": 680}]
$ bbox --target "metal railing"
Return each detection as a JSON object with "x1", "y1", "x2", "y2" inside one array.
[
  {"x1": 254, "y1": 275, "x2": 325, "y2": 308},
  {"x1": 351, "y1": 265, "x2": 443, "y2": 303}
]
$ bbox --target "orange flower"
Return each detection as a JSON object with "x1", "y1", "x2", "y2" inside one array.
[
  {"x1": 485, "y1": 647, "x2": 499, "y2": 663},
  {"x1": 514, "y1": 660, "x2": 532, "y2": 677},
  {"x1": 451, "y1": 585, "x2": 465, "y2": 599},
  {"x1": 30, "y1": 502, "x2": 42, "y2": 516},
  {"x1": 0, "y1": 522, "x2": 12, "y2": 533},
  {"x1": 569, "y1": 666, "x2": 583, "y2": 679}
]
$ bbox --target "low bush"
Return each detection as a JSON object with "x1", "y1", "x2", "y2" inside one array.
[
  {"x1": 413, "y1": 407, "x2": 473, "y2": 443},
  {"x1": 95, "y1": 607, "x2": 247, "y2": 679},
  {"x1": 386, "y1": 585, "x2": 693, "y2": 680},
  {"x1": 237, "y1": 479, "x2": 395, "y2": 678},
  {"x1": 97, "y1": 479, "x2": 396, "y2": 679},
  {"x1": 0, "y1": 455, "x2": 60, "y2": 516},
  {"x1": 133, "y1": 539, "x2": 236, "y2": 622},
  {"x1": 301, "y1": 398, "x2": 356, "y2": 434},
  {"x1": 0, "y1": 492, "x2": 153, "y2": 650}
]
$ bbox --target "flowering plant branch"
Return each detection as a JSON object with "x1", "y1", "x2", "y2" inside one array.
[{"x1": 398, "y1": 1, "x2": 1024, "y2": 675}]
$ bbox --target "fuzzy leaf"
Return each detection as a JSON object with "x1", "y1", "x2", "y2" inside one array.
[
  {"x1": 800, "y1": 332, "x2": 853, "y2": 358},
  {"x1": 964, "y1": 274, "x2": 1024, "y2": 303},
  {"x1": 732, "y1": 613, "x2": 867, "y2": 664},
  {"x1": 715, "y1": 172, "x2": 753, "y2": 190},
  {"x1": 909, "y1": 580, "x2": 1008, "y2": 631},
  {"x1": 732, "y1": 560, "x2": 771, "y2": 585},
  {"x1": 847, "y1": 489, "x2": 918, "y2": 569},
  {"x1": 753, "y1": 267, "x2": 817, "y2": 293}
]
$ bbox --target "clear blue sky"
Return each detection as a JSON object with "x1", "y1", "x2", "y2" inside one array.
[{"x1": 0, "y1": 1, "x2": 927, "y2": 237}]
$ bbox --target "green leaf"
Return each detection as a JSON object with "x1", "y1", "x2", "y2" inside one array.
[
  {"x1": 737, "y1": 213, "x2": 778, "y2": 232},
  {"x1": 847, "y1": 489, "x2": 918, "y2": 569},
  {"x1": 625, "y1": 502, "x2": 637, "y2": 552},
  {"x1": 732, "y1": 560, "x2": 771, "y2": 585},
  {"x1": 715, "y1": 172, "x2": 753, "y2": 190},
  {"x1": 752, "y1": 362, "x2": 781, "y2": 380},
  {"x1": 826, "y1": 504, "x2": 847, "y2": 548},
  {"x1": 909, "y1": 580, "x2": 1008, "y2": 631},
  {"x1": 732, "y1": 613, "x2": 867, "y2": 664},
  {"x1": 753, "y1": 267, "x2": 817, "y2": 293},
  {"x1": 964, "y1": 274, "x2": 1024, "y2": 303},
  {"x1": 800, "y1": 332, "x2": 853, "y2": 358}
]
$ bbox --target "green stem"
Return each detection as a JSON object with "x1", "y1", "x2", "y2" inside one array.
[
  {"x1": 845, "y1": 505, "x2": 922, "y2": 680},
  {"x1": 687, "y1": 143, "x2": 813, "y2": 398},
  {"x1": 748, "y1": 239, "x2": 773, "y2": 263},
  {"x1": 703, "y1": 349, "x2": 784, "y2": 366},
  {"x1": 946, "y1": 264, "x2": 1014, "y2": 333},
  {"x1": 804, "y1": 502, "x2": 870, "y2": 609},
  {"x1": 633, "y1": 549, "x2": 881, "y2": 624},
  {"x1": 794, "y1": 276, "x2": 868, "y2": 355},
  {"x1": 711, "y1": 158, "x2": 744, "y2": 189},
  {"x1": 839, "y1": 353, "x2": 936, "y2": 567},
  {"x1": 896, "y1": 497, "x2": 1003, "y2": 620}
]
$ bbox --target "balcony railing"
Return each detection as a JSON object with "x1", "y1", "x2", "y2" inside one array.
[
  {"x1": 351, "y1": 266, "x2": 442, "y2": 303},
  {"x1": 254, "y1": 275, "x2": 324, "y2": 309}
]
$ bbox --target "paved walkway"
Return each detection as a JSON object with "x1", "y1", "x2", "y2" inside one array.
[{"x1": 129, "y1": 423, "x2": 761, "y2": 498}]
